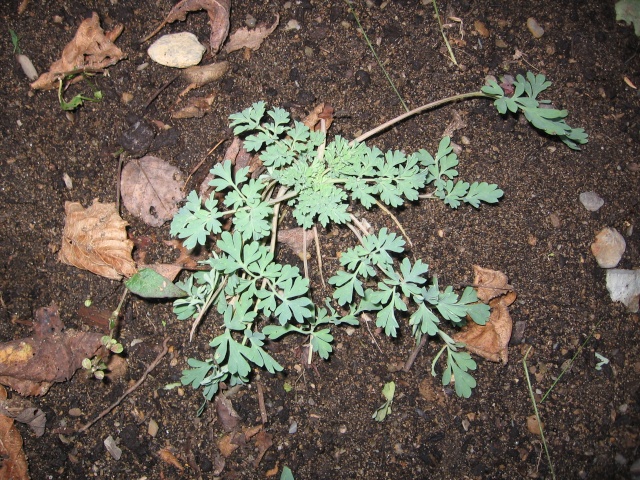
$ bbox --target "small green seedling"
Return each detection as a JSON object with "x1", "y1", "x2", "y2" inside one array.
[
  {"x1": 372, "y1": 381, "x2": 396, "y2": 422},
  {"x1": 9, "y1": 29, "x2": 21, "y2": 54},
  {"x1": 281, "y1": 466, "x2": 295, "y2": 480},
  {"x1": 595, "y1": 352, "x2": 609, "y2": 371},
  {"x1": 57, "y1": 75, "x2": 103, "y2": 111}
]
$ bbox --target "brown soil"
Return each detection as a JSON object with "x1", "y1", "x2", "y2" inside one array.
[{"x1": 1, "y1": 0, "x2": 639, "y2": 479}]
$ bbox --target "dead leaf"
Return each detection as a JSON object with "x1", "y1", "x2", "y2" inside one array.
[
  {"x1": 149, "y1": 0, "x2": 230, "y2": 54},
  {"x1": 453, "y1": 267, "x2": 516, "y2": 364},
  {"x1": 0, "y1": 387, "x2": 29, "y2": 480},
  {"x1": 252, "y1": 430, "x2": 273, "y2": 468},
  {"x1": 164, "y1": 239, "x2": 199, "y2": 269},
  {"x1": 472, "y1": 265, "x2": 513, "y2": 303},
  {"x1": 526, "y1": 415, "x2": 543, "y2": 435},
  {"x1": 120, "y1": 156, "x2": 185, "y2": 227},
  {"x1": 171, "y1": 92, "x2": 215, "y2": 119},
  {"x1": 59, "y1": 200, "x2": 137, "y2": 280},
  {"x1": 0, "y1": 304, "x2": 103, "y2": 396},
  {"x1": 224, "y1": 15, "x2": 279, "y2": 54},
  {"x1": 158, "y1": 447, "x2": 184, "y2": 471},
  {"x1": 215, "y1": 395, "x2": 241, "y2": 432},
  {"x1": 277, "y1": 228, "x2": 316, "y2": 260},
  {"x1": 302, "y1": 103, "x2": 334, "y2": 132},
  {"x1": 182, "y1": 61, "x2": 229, "y2": 88},
  {"x1": 442, "y1": 110, "x2": 467, "y2": 138},
  {"x1": 217, "y1": 431, "x2": 244, "y2": 457},
  {"x1": 31, "y1": 13, "x2": 125, "y2": 90},
  {"x1": 77, "y1": 305, "x2": 111, "y2": 332},
  {"x1": 0, "y1": 393, "x2": 47, "y2": 437},
  {"x1": 142, "y1": 263, "x2": 183, "y2": 282}
]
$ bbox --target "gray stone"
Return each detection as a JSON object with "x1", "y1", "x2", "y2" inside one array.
[{"x1": 579, "y1": 191, "x2": 604, "y2": 212}]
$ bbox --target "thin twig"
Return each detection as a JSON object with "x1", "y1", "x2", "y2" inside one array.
[
  {"x1": 361, "y1": 313, "x2": 383, "y2": 353},
  {"x1": 78, "y1": 338, "x2": 170, "y2": 433},
  {"x1": 302, "y1": 228, "x2": 309, "y2": 279},
  {"x1": 375, "y1": 199, "x2": 413, "y2": 247},
  {"x1": 116, "y1": 152, "x2": 126, "y2": 214},
  {"x1": 256, "y1": 381, "x2": 268, "y2": 424},
  {"x1": 312, "y1": 225, "x2": 325, "y2": 288},
  {"x1": 183, "y1": 139, "x2": 225, "y2": 192},
  {"x1": 190, "y1": 277, "x2": 227, "y2": 342},
  {"x1": 403, "y1": 334, "x2": 428, "y2": 372},
  {"x1": 354, "y1": 91, "x2": 487, "y2": 144},
  {"x1": 143, "y1": 72, "x2": 180, "y2": 110}
]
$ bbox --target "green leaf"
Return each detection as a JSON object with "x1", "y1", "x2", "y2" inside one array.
[
  {"x1": 310, "y1": 328, "x2": 334, "y2": 359},
  {"x1": 442, "y1": 347, "x2": 477, "y2": 398},
  {"x1": 171, "y1": 190, "x2": 223, "y2": 249},
  {"x1": 125, "y1": 268, "x2": 188, "y2": 299},
  {"x1": 281, "y1": 466, "x2": 295, "y2": 480},
  {"x1": 372, "y1": 381, "x2": 395, "y2": 421},
  {"x1": 616, "y1": 0, "x2": 640, "y2": 36}
]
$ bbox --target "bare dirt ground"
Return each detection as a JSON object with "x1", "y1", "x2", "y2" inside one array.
[{"x1": 1, "y1": 0, "x2": 639, "y2": 479}]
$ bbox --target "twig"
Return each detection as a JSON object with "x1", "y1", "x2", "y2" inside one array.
[
  {"x1": 183, "y1": 139, "x2": 225, "y2": 192},
  {"x1": 143, "y1": 72, "x2": 180, "y2": 110},
  {"x1": 361, "y1": 313, "x2": 383, "y2": 354},
  {"x1": 375, "y1": 199, "x2": 413, "y2": 247},
  {"x1": 115, "y1": 152, "x2": 126, "y2": 214},
  {"x1": 256, "y1": 381, "x2": 268, "y2": 424},
  {"x1": 77, "y1": 338, "x2": 170, "y2": 433},
  {"x1": 523, "y1": 346, "x2": 556, "y2": 480},
  {"x1": 403, "y1": 334, "x2": 428, "y2": 372},
  {"x1": 354, "y1": 91, "x2": 487, "y2": 144},
  {"x1": 432, "y1": 0, "x2": 457, "y2": 65},
  {"x1": 302, "y1": 228, "x2": 309, "y2": 279},
  {"x1": 312, "y1": 225, "x2": 326, "y2": 288}
]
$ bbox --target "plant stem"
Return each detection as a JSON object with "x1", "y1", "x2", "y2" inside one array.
[
  {"x1": 523, "y1": 346, "x2": 556, "y2": 479},
  {"x1": 432, "y1": 0, "x2": 457, "y2": 65},
  {"x1": 354, "y1": 91, "x2": 488, "y2": 144}
]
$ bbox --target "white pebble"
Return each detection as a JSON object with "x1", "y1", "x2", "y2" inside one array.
[
  {"x1": 148, "y1": 32, "x2": 206, "y2": 68},
  {"x1": 579, "y1": 191, "x2": 604, "y2": 212},
  {"x1": 527, "y1": 18, "x2": 544, "y2": 38}
]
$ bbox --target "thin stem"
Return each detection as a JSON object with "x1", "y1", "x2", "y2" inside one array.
[
  {"x1": 354, "y1": 91, "x2": 488, "y2": 144},
  {"x1": 345, "y1": 0, "x2": 409, "y2": 112},
  {"x1": 523, "y1": 347, "x2": 556, "y2": 479},
  {"x1": 432, "y1": 0, "x2": 457, "y2": 65}
]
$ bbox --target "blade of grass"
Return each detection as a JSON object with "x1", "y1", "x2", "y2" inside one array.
[
  {"x1": 345, "y1": 0, "x2": 409, "y2": 112},
  {"x1": 432, "y1": 0, "x2": 457, "y2": 65},
  {"x1": 523, "y1": 346, "x2": 556, "y2": 480}
]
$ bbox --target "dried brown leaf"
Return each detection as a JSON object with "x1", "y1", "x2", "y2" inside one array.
[
  {"x1": 31, "y1": 13, "x2": 125, "y2": 90},
  {"x1": 160, "y1": 0, "x2": 230, "y2": 53},
  {"x1": 302, "y1": 103, "x2": 334, "y2": 132},
  {"x1": 121, "y1": 156, "x2": 185, "y2": 227},
  {"x1": 171, "y1": 93, "x2": 215, "y2": 119},
  {"x1": 277, "y1": 228, "x2": 316, "y2": 259},
  {"x1": 224, "y1": 15, "x2": 279, "y2": 54},
  {"x1": 182, "y1": 61, "x2": 228, "y2": 88},
  {"x1": 158, "y1": 447, "x2": 184, "y2": 471},
  {"x1": 217, "y1": 431, "x2": 244, "y2": 457},
  {"x1": 0, "y1": 386, "x2": 29, "y2": 480},
  {"x1": 472, "y1": 265, "x2": 513, "y2": 303},
  {"x1": 59, "y1": 200, "x2": 137, "y2": 280},
  {"x1": 164, "y1": 239, "x2": 199, "y2": 269},
  {"x1": 0, "y1": 399, "x2": 47, "y2": 438},
  {"x1": 0, "y1": 305, "x2": 103, "y2": 396},
  {"x1": 215, "y1": 395, "x2": 241, "y2": 432},
  {"x1": 252, "y1": 430, "x2": 273, "y2": 468}
]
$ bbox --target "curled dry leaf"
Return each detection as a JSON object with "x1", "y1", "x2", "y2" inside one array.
[
  {"x1": 453, "y1": 267, "x2": 516, "y2": 364},
  {"x1": 182, "y1": 61, "x2": 228, "y2": 88},
  {"x1": 215, "y1": 395, "x2": 241, "y2": 432},
  {"x1": 31, "y1": 13, "x2": 125, "y2": 90},
  {"x1": 302, "y1": 103, "x2": 334, "y2": 132},
  {"x1": 277, "y1": 228, "x2": 316, "y2": 260},
  {"x1": 252, "y1": 430, "x2": 273, "y2": 468},
  {"x1": 120, "y1": 156, "x2": 185, "y2": 227},
  {"x1": 0, "y1": 387, "x2": 29, "y2": 480},
  {"x1": 0, "y1": 305, "x2": 103, "y2": 396},
  {"x1": 59, "y1": 200, "x2": 137, "y2": 280},
  {"x1": 224, "y1": 15, "x2": 279, "y2": 54},
  {"x1": 148, "y1": 0, "x2": 231, "y2": 53},
  {"x1": 0, "y1": 393, "x2": 47, "y2": 437},
  {"x1": 172, "y1": 92, "x2": 215, "y2": 119},
  {"x1": 158, "y1": 447, "x2": 184, "y2": 471}
]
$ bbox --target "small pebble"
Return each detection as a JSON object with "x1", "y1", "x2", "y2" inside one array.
[
  {"x1": 148, "y1": 419, "x2": 159, "y2": 437},
  {"x1": 121, "y1": 92, "x2": 134, "y2": 104},
  {"x1": 474, "y1": 20, "x2": 489, "y2": 38},
  {"x1": 245, "y1": 14, "x2": 257, "y2": 28},
  {"x1": 549, "y1": 213, "x2": 561, "y2": 228},
  {"x1": 495, "y1": 38, "x2": 508, "y2": 48},
  {"x1": 285, "y1": 19, "x2": 301, "y2": 31},
  {"x1": 591, "y1": 227, "x2": 626, "y2": 268},
  {"x1": 527, "y1": 17, "x2": 544, "y2": 38},
  {"x1": 148, "y1": 32, "x2": 206, "y2": 68},
  {"x1": 579, "y1": 191, "x2": 604, "y2": 212},
  {"x1": 289, "y1": 421, "x2": 298, "y2": 434},
  {"x1": 68, "y1": 408, "x2": 83, "y2": 417}
]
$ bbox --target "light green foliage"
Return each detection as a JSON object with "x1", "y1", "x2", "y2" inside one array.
[
  {"x1": 125, "y1": 268, "x2": 187, "y2": 299},
  {"x1": 281, "y1": 466, "x2": 295, "y2": 480},
  {"x1": 481, "y1": 72, "x2": 588, "y2": 150},
  {"x1": 171, "y1": 79, "x2": 584, "y2": 405},
  {"x1": 9, "y1": 29, "x2": 21, "y2": 54},
  {"x1": 57, "y1": 75, "x2": 103, "y2": 111},
  {"x1": 616, "y1": 0, "x2": 640, "y2": 36},
  {"x1": 372, "y1": 381, "x2": 396, "y2": 421}
]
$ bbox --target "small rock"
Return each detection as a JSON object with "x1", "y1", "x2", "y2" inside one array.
[
  {"x1": 148, "y1": 419, "x2": 159, "y2": 437},
  {"x1": 149, "y1": 127, "x2": 180, "y2": 151},
  {"x1": 121, "y1": 92, "x2": 134, "y2": 104},
  {"x1": 526, "y1": 415, "x2": 543, "y2": 435},
  {"x1": 148, "y1": 32, "x2": 206, "y2": 68},
  {"x1": 104, "y1": 435, "x2": 122, "y2": 460},
  {"x1": 245, "y1": 14, "x2": 257, "y2": 28},
  {"x1": 119, "y1": 119, "x2": 155, "y2": 155},
  {"x1": 579, "y1": 191, "x2": 605, "y2": 212},
  {"x1": 495, "y1": 38, "x2": 508, "y2": 48},
  {"x1": 288, "y1": 421, "x2": 298, "y2": 434},
  {"x1": 355, "y1": 69, "x2": 371, "y2": 88},
  {"x1": 591, "y1": 228, "x2": 626, "y2": 268},
  {"x1": 526, "y1": 18, "x2": 544, "y2": 38},
  {"x1": 606, "y1": 269, "x2": 640, "y2": 313},
  {"x1": 474, "y1": 20, "x2": 490, "y2": 37},
  {"x1": 285, "y1": 19, "x2": 301, "y2": 31},
  {"x1": 510, "y1": 321, "x2": 527, "y2": 345},
  {"x1": 549, "y1": 213, "x2": 561, "y2": 228}
]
